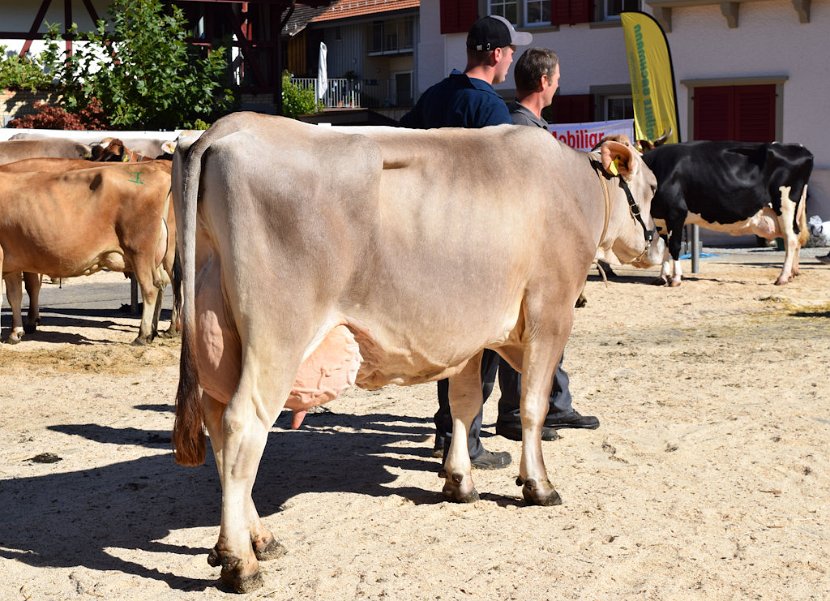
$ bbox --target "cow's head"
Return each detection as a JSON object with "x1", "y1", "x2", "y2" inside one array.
[{"x1": 596, "y1": 137, "x2": 665, "y2": 268}]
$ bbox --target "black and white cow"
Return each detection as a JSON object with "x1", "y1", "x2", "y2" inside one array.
[{"x1": 643, "y1": 141, "x2": 813, "y2": 286}]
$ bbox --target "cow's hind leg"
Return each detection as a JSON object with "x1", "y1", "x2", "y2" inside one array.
[
  {"x1": 210, "y1": 352, "x2": 298, "y2": 593},
  {"x1": 442, "y1": 354, "x2": 485, "y2": 503},
  {"x1": 131, "y1": 262, "x2": 162, "y2": 345},
  {"x1": 774, "y1": 185, "x2": 802, "y2": 285},
  {"x1": 202, "y1": 392, "x2": 286, "y2": 575},
  {"x1": 23, "y1": 273, "x2": 42, "y2": 334}
]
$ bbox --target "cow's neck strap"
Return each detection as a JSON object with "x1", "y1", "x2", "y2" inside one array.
[
  {"x1": 592, "y1": 161, "x2": 612, "y2": 246},
  {"x1": 618, "y1": 177, "x2": 655, "y2": 245}
]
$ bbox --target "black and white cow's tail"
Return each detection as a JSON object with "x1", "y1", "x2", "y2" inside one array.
[{"x1": 172, "y1": 130, "x2": 207, "y2": 467}]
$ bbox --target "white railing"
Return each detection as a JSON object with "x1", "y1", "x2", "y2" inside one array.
[{"x1": 292, "y1": 77, "x2": 361, "y2": 109}]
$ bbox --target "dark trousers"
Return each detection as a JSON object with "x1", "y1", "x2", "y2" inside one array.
[{"x1": 434, "y1": 350, "x2": 573, "y2": 458}]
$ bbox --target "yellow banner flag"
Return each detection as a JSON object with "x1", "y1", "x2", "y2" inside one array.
[{"x1": 621, "y1": 11, "x2": 680, "y2": 144}]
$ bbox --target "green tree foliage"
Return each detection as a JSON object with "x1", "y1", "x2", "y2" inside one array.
[
  {"x1": 47, "y1": 0, "x2": 232, "y2": 130},
  {"x1": 281, "y1": 71, "x2": 322, "y2": 119},
  {"x1": 0, "y1": 46, "x2": 54, "y2": 92}
]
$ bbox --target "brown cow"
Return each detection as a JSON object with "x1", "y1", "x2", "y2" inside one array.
[
  {"x1": 0, "y1": 160, "x2": 174, "y2": 344},
  {"x1": 0, "y1": 138, "x2": 92, "y2": 163},
  {"x1": 170, "y1": 113, "x2": 664, "y2": 592}
]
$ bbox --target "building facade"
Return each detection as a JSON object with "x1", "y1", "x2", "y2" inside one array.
[{"x1": 416, "y1": 0, "x2": 830, "y2": 221}]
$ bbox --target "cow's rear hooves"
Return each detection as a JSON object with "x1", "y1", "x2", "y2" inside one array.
[
  {"x1": 6, "y1": 334, "x2": 23, "y2": 345},
  {"x1": 521, "y1": 479, "x2": 562, "y2": 506},
  {"x1": 23, "y1": 324, "x2": 37, "y2": 335},
  {"x1": 220, "y1": 569, "x2": 264, "y2": 594},
  {"x1": 131, "y1": 337, "x2": 151, "y2": 346},
  {"x1": 254, "y1": 539, "x2": 286, "y2": 561},
  {"x1": 669, "y1": 280, "x2": 682, "y2": 288}
]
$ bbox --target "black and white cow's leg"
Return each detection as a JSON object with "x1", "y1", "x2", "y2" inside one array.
[
  {"x1": 517, "y1": 332, "x2": 566, "y2": 506},
  {"x1": 201, "y1": 392, "x2": 285, "y2": 578},
  {"x1": 443, "y1": 353, "x2": 484, "y2": 503},
  {"x1": 23, "y1": 272, "x2": 42, "y2": 334},
  {"x1": 655, "y1": 222, "x2": 684, "y2": 286},
  {"x1": 3, "y1": 272, "x2": 25, "y2": 344},
  {"x1": 775, "y1": 185, "x2": 802, "y2": 285}
]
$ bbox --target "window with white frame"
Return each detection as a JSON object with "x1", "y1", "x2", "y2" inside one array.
[
  {"x1": 525, "y1": 0, "x2": 551, "y2": 25},
  {"x1": 603, "y1": 0, "x2": 641, "y2": 20},
  {"x1": 489, "y1": 0, "x2": 519, "y2": 25},
  {"x1": 605, "y1": 96, "x2": 634, "y2": 120},
  {"x1": 489, "y1": 0, "x2": 550, "y2": 27}
]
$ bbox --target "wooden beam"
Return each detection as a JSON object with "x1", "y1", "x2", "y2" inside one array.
[
  {"x1": 720, "y1": 1, "x2": 739, "y2": 27},
  {"x1": 81, "y1": 0, "x2": 100, "y2": 24},
  {"x1": 65, "y1": 0, "x2": 73, "y2": 55},
  {"x1": 20, "y1": 0, "x2": 53, "y2": 56},
  {"x1": 228, "y1": 3, "x2": 267, "y2": 88},
  {"x1": 792, "y1": 0, "x2": 810, "y2": 22}
]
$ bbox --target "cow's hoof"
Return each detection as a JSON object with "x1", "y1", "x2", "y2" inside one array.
[
  {"x1": 254, "y1": 538, "x2": 286, "y2": 561},
  {"x1": 650, "y1": 277, "x2": 668, "y2": 286},
  {"x1": 131, "y1": 336, "x2": 151, "y2": 346},
  {"x1": 442, "y1": 472, "x2": 479, "y2": 503},
  {"x1": 669, "y1": 279, "x2": 682, "y2": 288},
  {"x1": 6, "y1": 332, "x2": 23, "y2": 345},
  {"x1": 220, "y1": 568, "x2": 264, "y2": 594},
  {"x1": 520, "y1": 478, "x2": 562, "y2": 506},
  {"x1": 23, "y1": 323, "x2": 38, "y2": 335}
]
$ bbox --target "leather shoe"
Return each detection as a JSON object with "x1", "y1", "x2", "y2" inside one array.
[
  {"x1": 432, "y1": 435, "x2": 446, "y2": 458},
  {"x1": 470, "y1": 449, "x2": 512, "y2": 470},
  {"x1": 495, "y1": 421, "x2": 560, "y2": 441},
  {"x1": 545, "y1": 410, "x2": 599, "y2": 430}
]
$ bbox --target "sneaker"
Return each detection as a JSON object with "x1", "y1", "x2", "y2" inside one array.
[
  {"x1": 496, "y1": 421, "x2": 560, "y2": 441},
  {"x1": 545, "y1": 410, "x2": 600, "y2": 430},
  {"x1": 470, "y1": 449, "x2": 512, "y2": 470}
]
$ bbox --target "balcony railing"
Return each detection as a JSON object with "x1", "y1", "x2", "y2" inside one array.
[{"x1": 292, "y1": 77, "x2": 413, "y2": 110}]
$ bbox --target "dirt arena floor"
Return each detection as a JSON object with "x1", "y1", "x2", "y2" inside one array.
[{"x1": 1, "y1": 248, "x2": 829, "y2": 600}]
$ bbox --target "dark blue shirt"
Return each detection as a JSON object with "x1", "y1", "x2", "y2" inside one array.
[{"x1": 399, "y1": 70, "x2": 512, "y2": 129}]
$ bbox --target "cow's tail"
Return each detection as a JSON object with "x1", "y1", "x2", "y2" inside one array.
[{"x1": 172, "y1": 132, "x2": 208, "y2": 467}]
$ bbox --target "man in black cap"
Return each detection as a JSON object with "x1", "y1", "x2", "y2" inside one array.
[
  {"x1": 400, "y1": 15, "x2": 533, "y2": 470},
  {"x1": 400, "y1": 15, "x2": 531, "y2": 129}
]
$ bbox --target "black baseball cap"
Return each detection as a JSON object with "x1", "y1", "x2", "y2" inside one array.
[{"x1": 466, "y1": 15, "x2": 533, "y2": 51}]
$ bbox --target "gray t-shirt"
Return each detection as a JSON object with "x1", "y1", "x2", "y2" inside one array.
[{"x1": 507, "y1": 101, "x2": 548, "y2": 129}]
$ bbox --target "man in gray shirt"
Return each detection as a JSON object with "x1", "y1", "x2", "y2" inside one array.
[{"x1": 496, "y1": 48, "x2": 600, "y2": 442}]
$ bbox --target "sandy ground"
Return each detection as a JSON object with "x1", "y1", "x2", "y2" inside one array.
[{"x1": 1, "y1": 248, "x2": 829, "y2": 600}]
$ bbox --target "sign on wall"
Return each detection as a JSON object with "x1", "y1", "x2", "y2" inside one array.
[{"x1": 547, "y1": 118, "x2": 635, "y2": 151}]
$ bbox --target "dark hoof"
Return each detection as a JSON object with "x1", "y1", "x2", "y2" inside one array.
[
  {"x1": 442, "y1": 485, "x2": 480, "y2": 503},
  {"x1": 207, "y1": 546, "x2": 221, "y2": 567},
  {"x1": 23, "y1": 323, "x2": 38, "y2": 335},
  {"x1": 131, "y1": 336, "x2": 151, "y2": 346},
  {"x1": 220, "y1": 568, "x2": 264, "y2": 594},
  {"x1": 521, "y1": 478, "x2": 562, "y2": 506},
  {"x1": 254, "y1": 539, "x2": 286, "y2": 561}
]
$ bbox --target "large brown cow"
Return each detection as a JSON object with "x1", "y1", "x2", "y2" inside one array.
[
  {"x1": 0, "y1": 160, "x2": 174, "y2": 344},
  {"x1": 171, "y1": 113, "x2": 664, "y2": 592}
]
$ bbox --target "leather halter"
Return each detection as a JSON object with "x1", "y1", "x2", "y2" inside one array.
[{"x1": 590, "y1": 158, "x2": 655, "y2": 262}]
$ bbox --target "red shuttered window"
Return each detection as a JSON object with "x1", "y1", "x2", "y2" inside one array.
[
  {"x1": 547, "y1": 93, "x2": 594, "y2": 123},
  {"x1": 440, "y1": 0, "x2": 479, "y2": 34},
  {"x1": 694, "y1": 84, "x2": 775, "y2": 142},
  {"x1": 551, "y1": 0, "x2": 593, "y2": 26}
]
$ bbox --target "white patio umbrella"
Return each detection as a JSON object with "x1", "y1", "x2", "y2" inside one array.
[{"x1": 317, "y1": 42, "x2": 328, "y2": 100}]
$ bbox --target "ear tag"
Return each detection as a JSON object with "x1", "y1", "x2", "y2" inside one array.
[{"x1": 608, "y1": 157, "x2": 620, "y2": 176}]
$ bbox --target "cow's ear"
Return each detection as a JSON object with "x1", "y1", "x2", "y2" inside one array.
[{"x1": 601, "y1": 140, "x2": 635, "y2": 181}]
